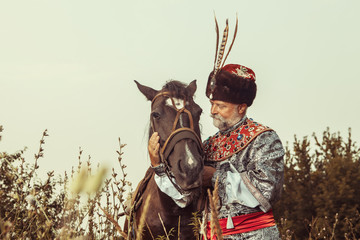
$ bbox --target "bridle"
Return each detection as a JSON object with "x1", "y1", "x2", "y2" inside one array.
[
  {"x1": 150, "y1": 91, "x2": 203, "y2": 194},
  {"x1": 126, "y1": 91, "x2": 204, "y2": 237}
]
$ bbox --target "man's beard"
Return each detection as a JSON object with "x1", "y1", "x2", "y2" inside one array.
[{"x1": 210, "y1": 113, "x2": 242, "y2": 131}]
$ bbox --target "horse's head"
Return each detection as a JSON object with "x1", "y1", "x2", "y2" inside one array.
[{"x1": 135, "y1": 80, "x2": 204, "y2": 195}]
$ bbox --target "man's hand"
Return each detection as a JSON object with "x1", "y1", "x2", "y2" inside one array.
[
  {"x1": 202, "y1": 166, "x2": 216, "y2": 187},
  {"x1": 148, "y1": 132, "x2": 160, "y2": 167}
]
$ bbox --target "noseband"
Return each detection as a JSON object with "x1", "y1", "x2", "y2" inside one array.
[{"x1": 151, "y1": 91, "x2": 203, "y2": 194}]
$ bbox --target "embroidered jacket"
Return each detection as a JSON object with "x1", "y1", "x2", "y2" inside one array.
[
  {"x1": 204, "y1": 118, "x2": 272, "y2": 161},
  {"x1": 152, "y1": 116, "x2": 284, "y2": 239},
  {"x1": 204, "y1": 116, "x2": 284, "y2": 239}
]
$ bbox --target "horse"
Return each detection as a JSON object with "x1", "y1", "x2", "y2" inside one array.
[{"x1": 126, "y1": 80, "x2": 204, "y2": 240}]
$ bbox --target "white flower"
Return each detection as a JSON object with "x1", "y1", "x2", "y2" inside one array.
[
  {"x1": 84, "y1": 167, "x2": 108, "y2": 194},
  {"x1": 25, "y1": 194, "x2": 36, "y2": 210},
  {"x1": 70, "y1": 167, "x2": 87, "y2": 194}
]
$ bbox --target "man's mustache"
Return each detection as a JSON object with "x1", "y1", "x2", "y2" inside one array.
[{"x1": 210, "y1": 114, "x2": 223, "y2": 121}]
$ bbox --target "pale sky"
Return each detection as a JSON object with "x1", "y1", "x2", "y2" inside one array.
[{"x1": 1, "y1": 0, "x2": 360, "y2": 187}]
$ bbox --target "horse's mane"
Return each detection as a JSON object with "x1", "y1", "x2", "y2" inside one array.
[{"x1": 161, "y1": 80, "x2": 192, "y2": 100}]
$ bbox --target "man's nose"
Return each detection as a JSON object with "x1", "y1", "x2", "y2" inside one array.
[{"x1": 211, "y1": 105, "x2": 217, "y2": 115}]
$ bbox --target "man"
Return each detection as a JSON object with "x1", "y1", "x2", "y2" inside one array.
[
  {"x1": 201, "y1": 63, "x2": 284, "y2": 239},
  {"x1": 149, "y1": 63, "x2": 284, "y2": 239}
]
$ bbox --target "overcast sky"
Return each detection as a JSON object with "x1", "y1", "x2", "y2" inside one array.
[{"x1": 1, "y1": 0, "x2": 360, "y2": 187}]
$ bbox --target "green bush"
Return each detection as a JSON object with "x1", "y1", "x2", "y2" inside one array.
[{"x1": 275, "y1": 128, "x2": 360, "y2": 239}]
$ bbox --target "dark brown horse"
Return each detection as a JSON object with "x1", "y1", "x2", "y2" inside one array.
[{"x1": 127, "y1": 80, "x2": 204, "y2": 239}]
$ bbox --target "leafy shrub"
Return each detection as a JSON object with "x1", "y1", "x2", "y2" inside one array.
[
  {"x1": 1, "y1": 125, "x2": 360, "y2": 239},
  {"x1": 275, "y1": 128, "x2": 360, "y2": 239},
  {"x1": 0, "y1": 126, "x2": 131, "y2": 239}
]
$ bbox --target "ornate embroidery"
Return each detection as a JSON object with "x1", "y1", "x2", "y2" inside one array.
[
  {"x1": 204, "y1": 118, "x2": 272, "y2": 161},
  {"x1": 233, "y1": 66, "x2": 256, "y2": 80}
]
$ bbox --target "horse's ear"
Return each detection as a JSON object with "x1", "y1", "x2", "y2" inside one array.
[
  {"x1": 134, "y1": 80, "x2": 158, "y2": 101},
  {"x1": 186, "y1": 80, "x2": 197, "y2": 97}
]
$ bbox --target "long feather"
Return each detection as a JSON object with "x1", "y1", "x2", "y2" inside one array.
[
  {"x1": 214, "y1": 19, "x2": 229, "y2": 74},
  {"x1": 213, "y1": 12, "x2": 220, "y2": 72},
  {"x1": 221, "y1": 14, "x2": 238, "y2": 68}
]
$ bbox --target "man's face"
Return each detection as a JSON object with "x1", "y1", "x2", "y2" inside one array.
[{"x1": 210, "y1": 100, "x2": 242, "y2": 131}]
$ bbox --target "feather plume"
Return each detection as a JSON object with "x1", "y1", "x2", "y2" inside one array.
[
  {"x1": 213, "y1": 13, "x2": 220, "y2": 72},
  {"x1": 221, "y1": 14, "x2": 238, "y2": 68},
  {"x1": 214, "y1": 19, "x2": 229, "y2": 75}
]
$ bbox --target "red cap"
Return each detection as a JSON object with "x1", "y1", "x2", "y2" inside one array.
[
  {"x1": 222, "y1": 64, "x2": 256, "y2": 81},
  {"x1": 206, "y1": 64, "x2": 257, "y2": 106}
]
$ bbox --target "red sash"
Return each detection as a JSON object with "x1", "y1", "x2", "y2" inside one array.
[{"x1": 206, "y1": 210, "x2": 276, "y2": 239}]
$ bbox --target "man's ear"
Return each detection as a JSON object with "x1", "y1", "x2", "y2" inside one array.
[
  {"x1": 238, "y1": 104, "x2": 248, "y2": 115},
  {"x1": 134, "y1": 80, "x2": 158, "y2": 101}
]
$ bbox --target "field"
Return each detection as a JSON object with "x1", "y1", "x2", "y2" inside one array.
[{"x1": 1, "y1": 126, "x2": 359, "y2": 239}]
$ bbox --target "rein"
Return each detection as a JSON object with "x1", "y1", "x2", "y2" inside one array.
[{"x1": 150, "y1": 91, "x2": 203, "y2": 194}]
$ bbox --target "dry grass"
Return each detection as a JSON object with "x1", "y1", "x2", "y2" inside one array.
[
  {"x1": 136, "y1": 195, "x2": 151, "y2": 240},
  {"x1": 207, "y1": 176, "x2": 223, "y2": 240},
  {"x1": 277, "y1": 212, "x2": 360, "y2": 240},
  {"x1": 0, "y1": 127, "x2": 131, "y2": 239},
  {"x1": 1, "y1": 125, "x2": 360, "y2": 239}
]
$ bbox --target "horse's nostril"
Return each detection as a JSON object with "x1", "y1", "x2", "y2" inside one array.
[
  {"x1": 177, "y1": 158, "x2": 183, "y2": 172},
  {"x1": 182, "y1": 178, "x2": 202, "y2": 191}
]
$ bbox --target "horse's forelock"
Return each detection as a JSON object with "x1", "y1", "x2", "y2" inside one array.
[{"x1": 161, "y1": 80, "x2": 191, "y2": 99}]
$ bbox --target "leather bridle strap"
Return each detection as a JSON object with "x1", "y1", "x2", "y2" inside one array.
[
  {"x1": 171, "y1": 108, "x2": 194, "y2": 132},
  {"x1": 161, "y1": 128, "x2": 203, "y2": 160},
  {"x1": 150, "y1": 91, "x2": 203, "y2": 194},
  {"x1": 151, "y1": 91, "x2": 202, "y2": 158},
  {"x1": 151, "y1": 91, "x2": 195, "y2": 133},
  {"x1": 159, "y1": 127, "x2": 203, "y2": 195}
]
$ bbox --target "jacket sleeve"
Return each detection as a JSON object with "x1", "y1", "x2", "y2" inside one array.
[
  {"x1": 240, "y1": 131, "x2": 284, "y2": 211},
  {"x1": 212, "y1": 130, "x2": 284, "y2": 212}
]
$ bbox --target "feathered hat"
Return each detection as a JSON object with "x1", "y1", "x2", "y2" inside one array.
[{"x1": 206, "y1": 15, "x2": 257, "y2": 107}]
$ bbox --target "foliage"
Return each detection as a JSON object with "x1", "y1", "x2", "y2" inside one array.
[
  {"x1": 275, "y1": 128, "x2": 360, "y2": 239},
  {"x1": 0, "y1": 126, "x2": 131, "y2": 239},
  {"x1": 189, "y1": 211, "x2": 202, "y2": 240},
  {"x1": 2, "y1": 125, "x2": 360, "y2": 239}
]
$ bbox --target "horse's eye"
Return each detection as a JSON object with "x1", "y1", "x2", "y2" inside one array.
[{"x1": 151, "y1": 112, "x2": 161, "y2": 120}]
